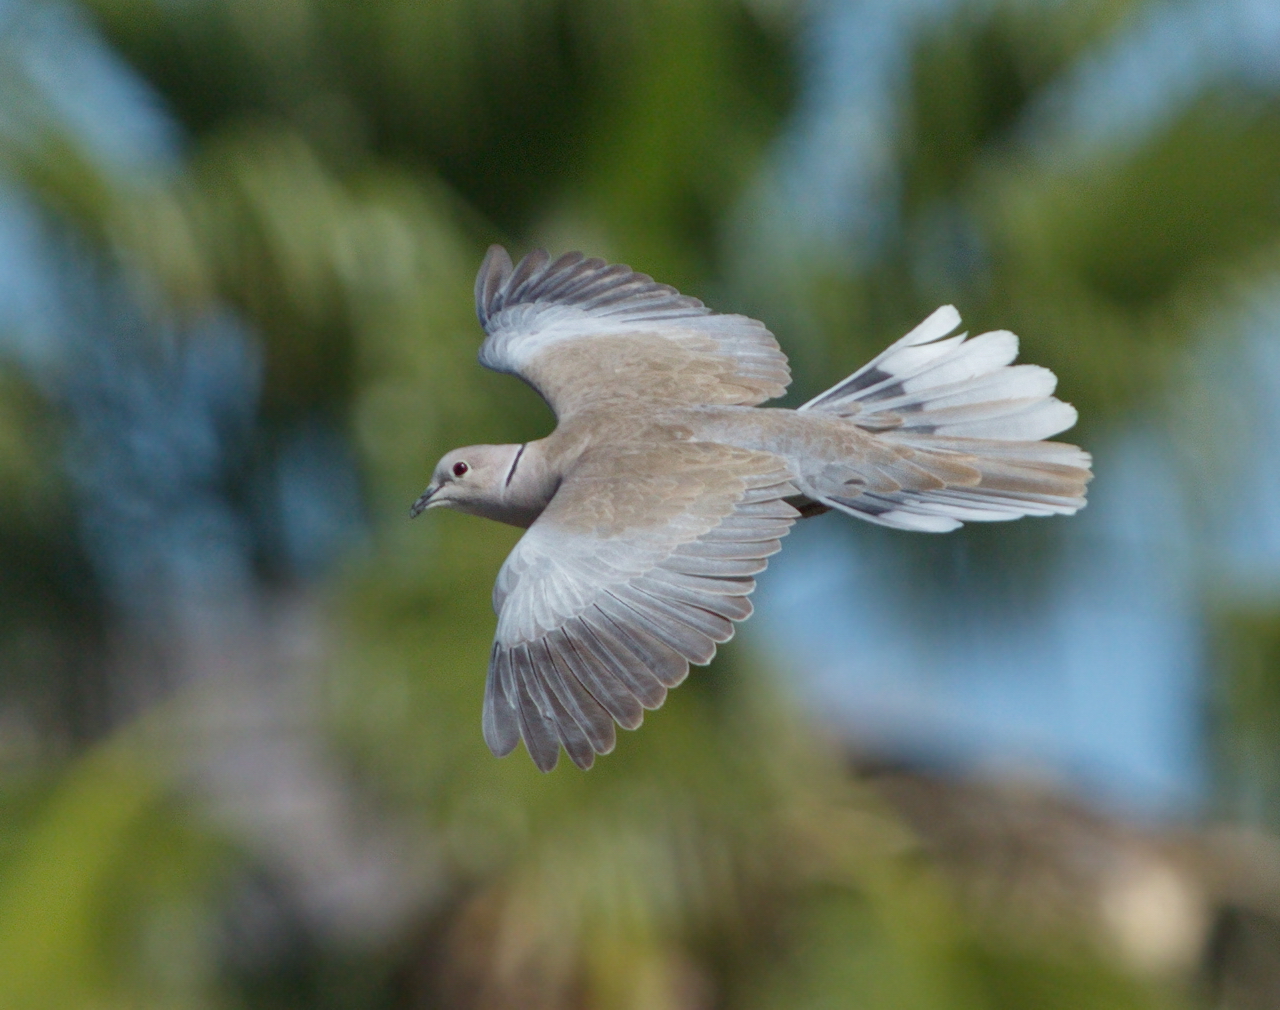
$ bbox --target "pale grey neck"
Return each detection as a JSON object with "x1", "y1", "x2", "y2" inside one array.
[{"x1": 472, "y1": 440, "x2": 560, "y2": 528}]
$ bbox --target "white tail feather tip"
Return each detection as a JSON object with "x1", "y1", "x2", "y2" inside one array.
[{"x1": 903, "y1": 305, "x2": 962, "y2": 346}]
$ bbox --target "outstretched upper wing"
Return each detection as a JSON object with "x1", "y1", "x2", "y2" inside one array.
[
  {"x1": 474, "y1": 246, "x2": 790, "y2": 417},
  {"x1": 484, "y1": 442, "x2": 798, "y2": 771}
]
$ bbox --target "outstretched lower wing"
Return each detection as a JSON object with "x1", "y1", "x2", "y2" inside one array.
[
  {"x1": 485, "y1": 442, "x2": 798, "y2": 771},
  {"x1": 474, "y1": 246, "x2": 790, "y2": 417}
]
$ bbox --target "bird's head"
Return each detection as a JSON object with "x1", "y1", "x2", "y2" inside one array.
[{"x1": 410, "y1": 444, "x2": 524, "y2": 519}]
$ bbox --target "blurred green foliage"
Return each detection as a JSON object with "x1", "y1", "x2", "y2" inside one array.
[{"x1": 1, "y1": 0, "x2": 1279, "y2": 1007}]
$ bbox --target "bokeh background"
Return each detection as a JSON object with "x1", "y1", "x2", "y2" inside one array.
[{"x1": 3, "y1": 0, "x2": 1280, "y2": 1006}]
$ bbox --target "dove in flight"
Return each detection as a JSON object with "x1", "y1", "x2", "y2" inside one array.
[{"x1": 411, "y1": 246, "x2": 1092, "y2": 771}]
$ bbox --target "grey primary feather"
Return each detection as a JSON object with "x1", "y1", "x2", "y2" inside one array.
[
  {"x1": 596, "y1": 591, "x2": 709, "y2": 669},
  {"x1": 518, "y1": 645, "x2": 595, "y2": 770},
  {"x1": 633, "y1": 575, "x2": 754, "y2": 621},
  {"x1": 592, "y1": 607, "x2": 689, "y2": 687},
  {"x1": 550, "y1": 625, "x2": 644, "y2": 730},
  {"x1": 577, "y1": 613, "x2": 669, "y2": 707},
  {"x1": 511, "y1": 646, "x2": 561, "y2": 772},
  {"x1": 532, "y1": 638, "x2": 615, "y2": 754},
  {"x1": 482, "y1": 645, "x2": 520, "y2": 758},
  {"x1": 606, "y1": 591, "x2": 718, "y2": 665}
]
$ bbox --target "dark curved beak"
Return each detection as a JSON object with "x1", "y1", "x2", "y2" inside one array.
[{"x1": 409, "y1": 483, "x2": 438, "y2": 518}]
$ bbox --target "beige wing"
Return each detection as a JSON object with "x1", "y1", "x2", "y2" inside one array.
[
  {"x1": 485, "y1": 443, "x2": 798, "y2": 771},
  {"x1": 475, "y1": 245, "x2": 790, "y2": 417}
]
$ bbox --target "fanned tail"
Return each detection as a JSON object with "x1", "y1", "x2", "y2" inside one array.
[{"x1": 800, "y1": 306, "x2": 1092, "y2": 533}]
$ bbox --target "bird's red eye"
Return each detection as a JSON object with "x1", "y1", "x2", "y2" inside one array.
[{"x1": 452, "y1": 461, "x2": 469, "y2": 477}]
